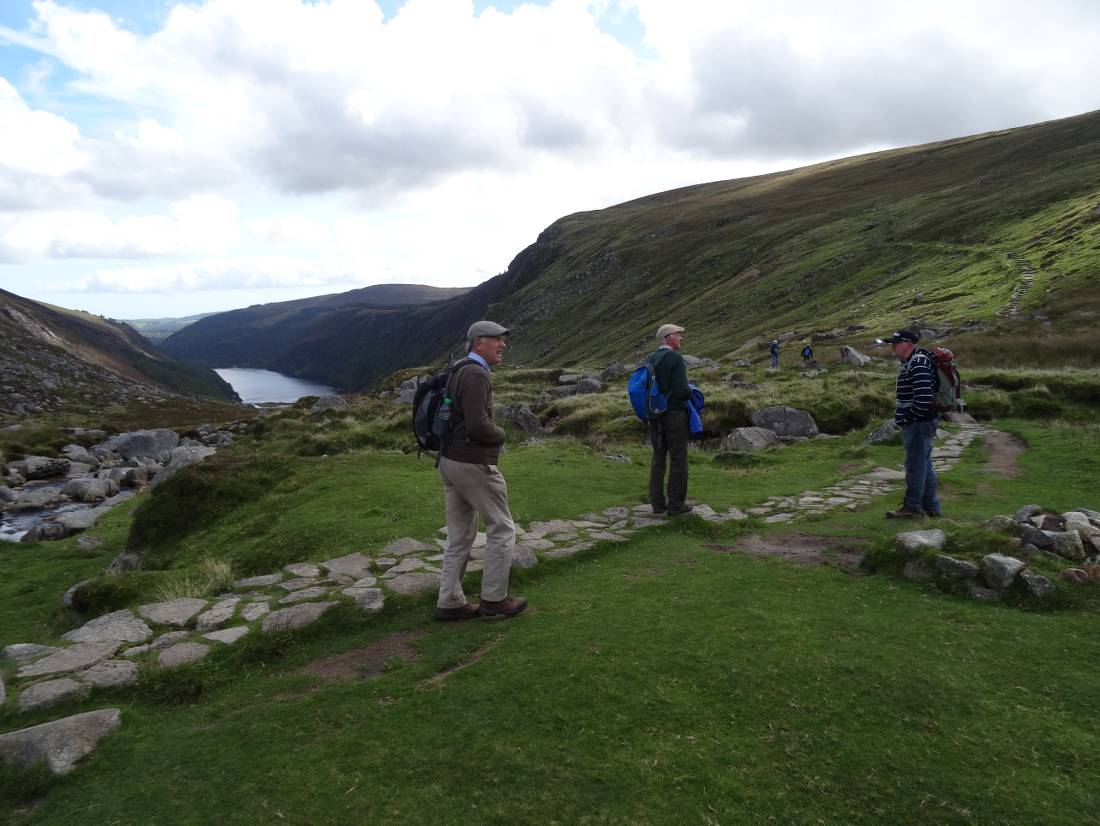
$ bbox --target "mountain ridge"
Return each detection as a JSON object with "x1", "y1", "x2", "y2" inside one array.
[
  {"x1": 0, "y1": 288, "x2": 237, "y2": 422},
  {"x1": 160, "y1": 110, "x2": 1100, "y2": 388}
]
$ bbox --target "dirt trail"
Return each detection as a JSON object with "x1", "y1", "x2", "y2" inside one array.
[
  {"x1": 982, "y1": 430, "x2": 1025, "y2": 478},
  {"x1": 706, "y1": 533, "x2": 868, "y2": 574}
]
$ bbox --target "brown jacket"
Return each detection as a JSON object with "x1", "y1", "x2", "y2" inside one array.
[{"x1": 442, "y1": 361, "x2": 505, "y2": 464}]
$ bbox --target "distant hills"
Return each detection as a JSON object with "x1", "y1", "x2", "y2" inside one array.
[
  {"x1": 0, "y1": 288, "x2": 236, "y2": 422},
  {"x1": 122, "y1": 313, "x2": 218, "y2": 344},
  {"x1": 176, "y1": 110, "x2": 1100, "y2": 389},
  {"x1": 159, "y1": 283, "x2": 470, "y2": 388}
]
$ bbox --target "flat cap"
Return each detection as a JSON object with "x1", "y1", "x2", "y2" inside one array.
[
  {"x1": 656, "y1": 323, "x2": 685, "y2": 341},
  {"x1": 467, "y1": 320, "x2": 510, "y2": 340}
]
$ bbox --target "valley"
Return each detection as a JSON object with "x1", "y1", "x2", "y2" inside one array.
[{"x1": 2, "y1": 112, "x2": 1099, "y2": 823}]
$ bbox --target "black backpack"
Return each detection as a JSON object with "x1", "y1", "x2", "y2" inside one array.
[{"x1": 412, "y1": 358, "x2": 474, "y2": 462}]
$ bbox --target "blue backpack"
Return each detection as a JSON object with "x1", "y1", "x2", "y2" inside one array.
[{"x1": 627, "y1": 351, "x2": 671, "y2": 421}]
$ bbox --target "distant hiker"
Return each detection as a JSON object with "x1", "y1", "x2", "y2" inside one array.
[
  {"x1": 801, "y1": 344, "x2": 813, "y2": 364},
  {"x1": 882, "y1": 329, "x2": 941, "y2": 519},
  {"x1": 769, "y1": 339, "x2": 780, "y2": 368},
  {"x1": 434, "y1": 320, "x2": 527, "y2": 620},
  {"x1": 647, "y1": 324, "x2": 693, "y2": 516}
]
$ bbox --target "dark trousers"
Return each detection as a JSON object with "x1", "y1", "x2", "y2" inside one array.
[
  {"x1": 902, "y1": 418, "x2": 941, "y2": 515},
  {"x1": 649, "y1": 409, "x2": 689, "y2": 510}
]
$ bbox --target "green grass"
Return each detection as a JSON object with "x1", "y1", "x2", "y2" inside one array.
[
  {"x1": 0, "y1": 500, "x2": 135, "y2": 643},
  {"x1": 4, "y1": 398, "x2": 1100, "y2": 822},
  {"x1": 7, "y1": 521, "x2": 1098, "y2": 824}
]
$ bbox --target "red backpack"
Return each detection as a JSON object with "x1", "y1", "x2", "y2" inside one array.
[{"x1": 924, "y1": 347, "x2": 962, "y2": 412}]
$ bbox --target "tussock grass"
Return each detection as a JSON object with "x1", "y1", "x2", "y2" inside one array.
[{"x1": 152, "y1": 556, "x2": 233, "y2": 601}]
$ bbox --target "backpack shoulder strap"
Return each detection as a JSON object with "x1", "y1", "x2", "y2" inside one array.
[{"x1": 444, "y1": 357, "x2": 477, "y2": 393}]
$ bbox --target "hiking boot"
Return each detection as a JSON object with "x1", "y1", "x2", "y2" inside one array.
[
  {"x1": 885, "y1": 506, "x2": 924, "y2": 519},
  {"x1": 434, "y1": 603, "x2": 479, "y2": 622},
  {"x1": 651, "y1": 505, "x2": 667, "y2": 515},
  {"x1": 478, "y1": 596, "x2": 528, "y2": 618},
  {"x1": 924, "y1": 509, "x2": 942, "y2": 518},
  {"x1": 667, "y1": 504, "x2": 694, "y2": 517}
]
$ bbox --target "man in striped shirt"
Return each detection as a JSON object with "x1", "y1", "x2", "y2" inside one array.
[{"x1": 884, "y1": 330, "x2": 942, "y2": 519}]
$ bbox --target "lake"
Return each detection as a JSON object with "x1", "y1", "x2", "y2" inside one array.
[{"x1": 214, "y1": 368, "x2": 338, "y2": 404}]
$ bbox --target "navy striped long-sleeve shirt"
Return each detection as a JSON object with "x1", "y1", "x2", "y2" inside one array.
[{"x1": 895, "y1": 349, "x2": 938, "y2": 426}]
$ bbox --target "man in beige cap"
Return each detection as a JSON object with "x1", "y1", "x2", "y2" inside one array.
[
  {"x1": 647, "y1": 323, "x2": 693, "y2": 515},
  {"x1": 434, "y1": 320, "x2": 527, "y2": 621}
]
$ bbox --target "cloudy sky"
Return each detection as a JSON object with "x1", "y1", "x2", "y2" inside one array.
[{"x1": 1, "y1": 0, "x2": 1098, "y2": 320}]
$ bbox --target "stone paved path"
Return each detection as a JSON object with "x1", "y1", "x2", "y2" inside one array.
[{"x1": 0, "y1": 417, "x2": 994, "y2": 773}]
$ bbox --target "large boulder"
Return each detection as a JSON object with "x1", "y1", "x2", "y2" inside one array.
[
  {"x1": 599, "y1": 363, "x2": 630, "y2": 381},
  {"x1": 8, "y1": 456, "x2": 70, "y2": 480},
  {"x1": 0, "y1": 709, "x2": 122, "y2": 774},
  {"x1": 681, "y1": 355, "x2": 720, "y2": 370},
  {"x1": 864, "y1": 419, "x2": 902, "y2": 445},
  {"x1": 839, "y1": 346, "x2": 871, "y2": 366},
  {"x1": 62, "y1": 477, "x2": 119, "y2": 502},
  {"x1": 895, "y1": 529, "x2": 947, "y2": 556},
  {"x1": 982, "y1": 554, "x2": 1026, "y2": 589},
  {"x1": 750, "y1": 406, "x2": 819, "y2": 438},
  {"x1": 576, "y1": 378, "x2": 603, "y2": 394},
  {"x1": 60, "y1": 444, "x2": 99, "y2": 466},
  {"x1": 97, "y1": 429, "x2": 180, "y2": 462},
  {"x1": 313, "y1": 395, "x2": 350, "y2": 413},
  {"x1": 721, "y1": 427, "x2": 781, "y2": 451},
  {"x1": 496, "y1": 404, "x2": 544, "y2": 435},
  {"x1": 148, "y1": 445, "x2": 216, "y2": 488},
  {"x1": 1044, "y1": 531, "x2": 1086, "y2": 561},
  {"x1": 13, "y1": 487, "x2": 63, "y2": 511}
]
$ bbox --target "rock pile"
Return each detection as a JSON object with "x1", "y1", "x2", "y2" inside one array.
[
  {"x1": 897, "y1": 504, "x2": 1100, "y2": 601},
  {"x1": 2, "y1": 424, "x2": 238, "y2": 542}
]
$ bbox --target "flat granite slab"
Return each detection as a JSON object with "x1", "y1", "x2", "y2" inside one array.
[{"x1": 17, "y1": 642, "x2": 122, "y2": 679}]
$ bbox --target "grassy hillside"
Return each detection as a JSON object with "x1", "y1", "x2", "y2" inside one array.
[
  {"x1": 494, "y1": 110, "x2": 1100, "y2": 367},
  {"x1": 159, "y1": 111, "x2": 1099, "y2": 391}
]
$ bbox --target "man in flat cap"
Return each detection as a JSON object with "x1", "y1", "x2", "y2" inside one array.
[
  {"x1": 647, "y1": 323, "x2": 694, "y2": 516},
  {"x1": 434, "y1": 320, "x2": 527, "y2": 620},
  {"x1": 883, "y1": 329, "x2": 942, "y2": 519}
]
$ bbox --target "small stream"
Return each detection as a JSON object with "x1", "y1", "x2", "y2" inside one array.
[
  {"x1": 2, "y1": 370, "x2": 326, "y2": 543},
  {"x1": 0, "y1": 480, "x2": 136, "y2": 543}
]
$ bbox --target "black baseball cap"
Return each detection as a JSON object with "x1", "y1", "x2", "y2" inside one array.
[{"x1": 876, "y1": 329, "x2": 919, "y2": 345}]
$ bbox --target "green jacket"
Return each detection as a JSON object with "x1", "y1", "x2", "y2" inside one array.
[{"x1": 648, "y1": 348, "x2": 691, "y2": 411}]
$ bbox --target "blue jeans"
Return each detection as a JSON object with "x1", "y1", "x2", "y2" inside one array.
[{"x1": 902, "y1": 418, "x2": 940, "y2": 514}]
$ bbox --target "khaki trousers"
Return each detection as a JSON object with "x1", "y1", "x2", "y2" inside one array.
[{"x1": 437, "y1": 456, "x2": 516, "y2": 608}]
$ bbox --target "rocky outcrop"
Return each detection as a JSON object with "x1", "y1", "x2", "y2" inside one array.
[
  {"x1": 721, "y1": 427, "x2": 781, "y2": 451},
  {"x1": 496, "y1": 403, "x2": 544, "y2": 435},
  {"x1": 864, "y1": 419, "x2": 902, "y2": 445},
  {"x1": 750, "y1": 406, "x2": 819, "y2": 438},
  {"x1": 839, "y1": 345, "x2": 871, "y2": 366},
  {"x1": 311, "y1": 395, "x2": 349, "y2": 414}
]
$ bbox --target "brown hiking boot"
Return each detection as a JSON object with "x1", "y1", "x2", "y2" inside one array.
[
  {"x1": 478, "y1": 596, "x2": 528, "y2": 618},
  {"x1": 434, "y1": 603, "x2": 479, "y2": 622},
  {"x1": 885, "y1": 506, "x2": 924, "y2": 519},
  {"x1": 667, "y1": 504, "x2": 694, "y2": 517}
]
